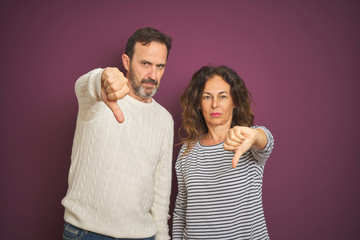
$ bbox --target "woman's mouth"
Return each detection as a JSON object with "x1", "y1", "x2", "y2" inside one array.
[{"x1": 211, "y1": 113, "x2": 221, "y2": 117}]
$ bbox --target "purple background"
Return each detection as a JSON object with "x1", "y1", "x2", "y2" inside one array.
[{"x1": 1, "y1": 0, "x2": 359, "y2": 239}]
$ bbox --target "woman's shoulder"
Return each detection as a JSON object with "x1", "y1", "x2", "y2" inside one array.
[{"x1": 177, "y1": 141, "x2": 199, "y2": 160}]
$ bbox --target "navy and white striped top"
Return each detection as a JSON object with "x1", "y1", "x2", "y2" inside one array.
[{"x1": 172, "y1": 126, "x2": 274, "y2": 240}]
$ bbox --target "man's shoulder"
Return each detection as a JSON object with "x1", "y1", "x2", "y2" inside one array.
[{"x1": 152, "y1": 101, "x2": 173, "y2": 123}]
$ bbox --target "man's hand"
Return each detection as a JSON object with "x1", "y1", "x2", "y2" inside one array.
[
  {"x1": 100, "y1": 67, "x2": 129, "y2": 123},
  {"x1": 224, "y1": 126, "x2": 257, "y2": 168}
]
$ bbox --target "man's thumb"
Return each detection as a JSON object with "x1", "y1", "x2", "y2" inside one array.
[
  {"x1": 101, "y1": 86, "x2": 125, "y2": 123},
  {"x1": 107, "y1": 101, "x2": 125, "y2": 123}
]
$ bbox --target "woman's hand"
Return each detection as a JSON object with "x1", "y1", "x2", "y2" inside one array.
[{"x1": 224, "y1": 126, "x2": 266, "y2": 168}]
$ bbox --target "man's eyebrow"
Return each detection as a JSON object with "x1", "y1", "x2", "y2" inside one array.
[{"x1": 140, "y1": 60, "x2": 166, "y2": 66}]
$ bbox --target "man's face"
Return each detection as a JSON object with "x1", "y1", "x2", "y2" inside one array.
[{"x1": 126, "y1": 41, "x2": 168, "y2": 101}]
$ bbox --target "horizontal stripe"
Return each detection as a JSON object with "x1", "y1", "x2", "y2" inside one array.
[{"x1": 173, "y1": 126, "x2": 274, "y2": 240}]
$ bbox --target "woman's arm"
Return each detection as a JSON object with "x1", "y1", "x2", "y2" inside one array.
[{"x1": 224, "y1": 126, "x2": 269, "y2": 168}]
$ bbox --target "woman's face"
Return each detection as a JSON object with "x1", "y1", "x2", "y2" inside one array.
[{"x1": 200, "y1": 75, "x2": 234, "y2": 128}]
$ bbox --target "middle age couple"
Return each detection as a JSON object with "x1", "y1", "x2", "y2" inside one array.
[{"x1": 62, "y1": 27, "x2": 274, "y2": 240}]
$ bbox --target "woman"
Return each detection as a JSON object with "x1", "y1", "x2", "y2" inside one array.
[{"x1": 172, "y1": 66, "x2": 274, "y2": 240}]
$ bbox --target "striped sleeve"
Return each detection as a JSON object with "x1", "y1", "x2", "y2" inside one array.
[
  {"x1": 251, "y1": 126, "x2": 274, "y2": 166},
  {"x1": 172, "y1": 145, "x2": 187, "y2": 240}
]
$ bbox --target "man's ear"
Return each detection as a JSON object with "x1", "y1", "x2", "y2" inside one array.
[{"x1": 122, "y1": 54, "x2": 130, "y2": 71}]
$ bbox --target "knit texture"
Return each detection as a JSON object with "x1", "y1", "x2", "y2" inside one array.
[{"x1": 62, "y1": 69, "x2": 174, "y2": 239}]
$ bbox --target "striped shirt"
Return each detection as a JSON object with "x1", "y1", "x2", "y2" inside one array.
[{"x1": 172, "y1": 126, "x2": 274, "y2": 240}]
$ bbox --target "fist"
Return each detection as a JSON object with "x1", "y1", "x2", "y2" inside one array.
[
  {"x1": 100, "y1": 67, "x2": 130, "y2": 123},
  {"x1": 101, "y1": 67, "x2": 129, "y2": 101},
  {"x1": 224, "y1": 126, "x2": 257, "y2": 168}
]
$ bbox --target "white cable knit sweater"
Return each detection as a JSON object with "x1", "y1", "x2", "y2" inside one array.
[{"x1": 61, "y1": 68, "x2": 174, "y2": 239}]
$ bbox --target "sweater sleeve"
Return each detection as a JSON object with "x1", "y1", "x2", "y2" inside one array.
[
  {"x1": 250, "y1": 126, "x2": 274, "y2": 166},
  {"x1": 172, "y1": 145, "x2": 187, "y2": 240},
  {"x1": 74, "y1": 68, "x2": 104, "y2": 121},
  {"x1": 151, "y1": 118, "x2": 174, "y2": 240}
]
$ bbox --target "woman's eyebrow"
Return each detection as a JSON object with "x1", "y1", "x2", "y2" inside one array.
[{"x1": 203, "y1": 91, "x2": 229, "y2": 95}]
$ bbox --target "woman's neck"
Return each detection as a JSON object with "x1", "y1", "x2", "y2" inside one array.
[{"x1": 201, "y1": 125, "x2": 230, "y2": 146}]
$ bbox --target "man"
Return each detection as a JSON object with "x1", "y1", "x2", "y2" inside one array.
[{"x1": 61, "y1": 27, "x2": 173, "y2": 240}]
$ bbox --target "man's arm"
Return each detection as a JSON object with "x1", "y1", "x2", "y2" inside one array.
[
  {"x1": 75, "y1": 67, "x2": 129, "y2": 123},
  {"x1": 151, "y1": 119, "x2": 174, "y2": 240}
]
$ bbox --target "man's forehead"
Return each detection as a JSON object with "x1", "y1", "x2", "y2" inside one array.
[{"x1": 133, "y1": 41, "x2": 167, "y2": 61}]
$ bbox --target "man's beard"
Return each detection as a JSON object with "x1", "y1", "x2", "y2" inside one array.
[{"x1": 128, "y1": 67, "x2": 159, "y2": 99}]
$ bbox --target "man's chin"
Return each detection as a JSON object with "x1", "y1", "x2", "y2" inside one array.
[{"x1": 137, "y1": 87, "x2": 157, "y2": 99}]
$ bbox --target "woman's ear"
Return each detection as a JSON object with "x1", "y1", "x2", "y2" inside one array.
[{"x1": 122, "y1": 54, "x2": 130, "y2": 71}]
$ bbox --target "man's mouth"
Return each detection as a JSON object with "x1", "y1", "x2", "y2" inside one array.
[
  {"x1": 141, "y1": 79, "x2": 158, "y2": 86},
  {"x1": 143, "y1": 83, "x2": 155, "y2": 89}
]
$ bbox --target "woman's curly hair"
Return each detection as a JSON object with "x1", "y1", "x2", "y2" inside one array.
[{"x1": 180, "y1": 65, "x2": 254, "y2": 155}]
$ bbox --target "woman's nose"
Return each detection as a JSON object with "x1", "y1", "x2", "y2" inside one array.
[{"x1": 212, "y1": 99, "x2": 218, "y2": 108}]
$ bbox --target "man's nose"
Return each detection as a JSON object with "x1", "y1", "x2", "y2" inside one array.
[{"x1": 148, "y1": 66, "x2": 157, "y2": 80}]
